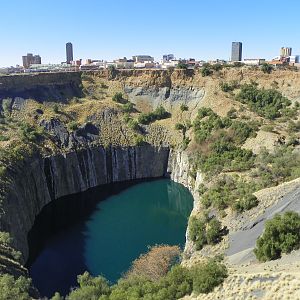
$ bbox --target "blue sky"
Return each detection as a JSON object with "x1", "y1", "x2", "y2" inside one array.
[{"x1": 1, "y1": 0, "x2": 299, "y2": 67}]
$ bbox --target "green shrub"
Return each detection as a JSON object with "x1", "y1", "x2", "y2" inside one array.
[
  {"x1": 68, "y1": 121, "x2": 79, "y2": 131},
  {"x1": 112, "y1": 92, "x2": 123, "y2": 103},
  {"x1": 261, "y1": 125, "x2": 274, "y2": 132},
  {"x1": 175, "y1": 123, "x2": 185, "y2": 130},
  {"x1": 0, "y1": 232, "x2": 12, "y2": 245},
  {"x1": 127, "y1": 119, "x2": 139, "y2": 131},
  {"x1": 261, "y1": 63, "x2": 273, "y2": 74},
  {"x1": 138, "y1": 106, "x2": 170, "y2": 125},
  {"x1": 220, "y1": 81, "x2": 239, "y2": 92},
  {"x1": 201, "y1": 66, "x2": 212, "y2": 77},
  {"x1": 53, "y1": 104, "x2": 59, "y2": 113},
  {"x1": 177, "y1": 62, "x2": 188, "y2": 69},
  {"x1": 180, "y1": 104, "x2": 189, "y2": 111},
  {"x1": 236, "y1": 84, "x2": 291, "y2": 119},
  {"x1": 189, "y1": 214, "x2": 223, "y2": 250},
  {"x1": 191, "y1": 260, "x2": 227, "y2": 294},
  {"x1": 0, "y1": 135, "x2": 9, "y2": 141},
  {"x1": 0, "y1": 274, "x2": 31, "y2": 300},
  {"x1": 134, "y1": 135, "x2": 144, "y2": 146},
  {"x1": 67, "y1": 272, "x2": 110, "y2": 300},
  {"x1": 254, "y1": 146, "x2": 300, "y2": 187},
  {"x1": 122, "y1": 102, "x2": 134, "y2": 113},
  {"x1": 227, "y1": 108, "x2": 237, "y2": 118},
  {"x1": 254, "y1": 211, "x2": 300, "y2": 261},
  {"x1": 234, "y1": 194, "x2": 258, "y2": 212},
  {"x1": 201, "y1": 176, "x2": 258, "y2": 211},
  {"x1": 19, "y1": 123, "x2": 41, "y2": 143}
]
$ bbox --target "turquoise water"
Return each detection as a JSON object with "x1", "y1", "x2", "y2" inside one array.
[{"x1": 29, "y1": 179, "x2": 193, "y2": 297}]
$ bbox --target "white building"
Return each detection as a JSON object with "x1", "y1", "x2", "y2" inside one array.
[
  {"x1": 243, "y1": 58, "x2": 266, "y2": 66},
  {"x1": 132, "y1": 55, "x2": 154, "y2": 63}
]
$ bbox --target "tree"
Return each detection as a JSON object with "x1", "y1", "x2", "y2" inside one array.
[
  {"x1": 177, "y1": 62, "x2": 188, "y2": 69},
  {"x1": 254, "y1": 211, "x2": 300, "y2": 261},
  {"x1": 67, "y1": 272, "x2": 111, "y2": 300},
  {"x1": 180, "y1": 104, "x2": 189, "y2": 112},
  {"x1": 0, "y1": 274, "x2": 31, "y2": 300},
  {"x1": 201, "y1": 66, "x2": 212, "y2": 77},
  {"x1": 191, "y1": 260, "x2": 228, "y2": 294},
  {"x1": 261, "y1": 63, "x2": 273, "y2": 74},
  {"x1": 125, "y1": 245, "x2": 181, "y2": 281},
  {"x1": 112, "y1": 92, "x2": 123, "y2": 103}
]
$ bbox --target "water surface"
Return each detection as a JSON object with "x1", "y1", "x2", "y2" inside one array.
[{"x1": 29, "y1": 179, "x2": 193, "y2": 297}]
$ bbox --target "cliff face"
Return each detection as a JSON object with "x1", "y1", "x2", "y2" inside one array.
[
  {"x1": 0, "y1": 72, "x2": 82, "y2": 104},
  {"x1": 0, "y1": 145, "x2": 169, "y2": 262}
]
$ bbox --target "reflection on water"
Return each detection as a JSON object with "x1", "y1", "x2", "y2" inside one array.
[{"x1": 29, "y1": 179, "x2": 193, "y2": 298}]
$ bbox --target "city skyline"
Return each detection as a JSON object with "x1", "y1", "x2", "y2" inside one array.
[{"x1": 1, "y1": 0, "x2": 300, "y2": 67}]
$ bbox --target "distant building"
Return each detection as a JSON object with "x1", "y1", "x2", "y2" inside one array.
[
  {"x1": 243, "y1": 58, "x2": 266, "y2": 66},
  {"x1": 162, "y1": 54, "x2": 175, "y2": 62},
  {"x1": 231, "y1": 42, "x2": 242, "y2": 62},
  {"x1": 132, "y1": 55, "x2": 154, "y2": 63},
  {"x1": 114, "y1": 57, "x2": 134, "y2": 69},
  {"x1": 22, "y1": 53, "x2": 41, "y2": 68},
  {"x1": 66, "y1": 42, "x2": 73, "y2": 64},
  {"x1": 280, "y1": 47, "x2": 292, "y2": 57}
]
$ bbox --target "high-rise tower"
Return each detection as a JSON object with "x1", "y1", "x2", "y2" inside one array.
[
  {"x1": 231, "y1": 42, "x2": 243, "y2": 62},
  {"x1": 66, "y1": 42, "x2": 73, "y2": 64}
]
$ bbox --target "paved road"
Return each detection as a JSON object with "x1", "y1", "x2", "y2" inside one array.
[{"x1": 226, "y1": 186, "x2": 300, "y2": 263}]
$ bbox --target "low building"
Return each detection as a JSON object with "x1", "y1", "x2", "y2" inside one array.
[
  {"x1": 22, "y1": 53, "x2": 41, "y2": 68},
  {"x1": 162, "y1": 54, "x2": 175, "y2": 62},
  {"x1": 243, "y1": 58, "x2": 266, "y2": 66},
  {"x1": 134, "y1": 61, "x2": 155, "y2": 68},
  {"x1": 132, "y1": 55, "x2": 154, "y2": 63},
  {"x1": 114, "y1": 57, "x2": 134, "y2": 69}
]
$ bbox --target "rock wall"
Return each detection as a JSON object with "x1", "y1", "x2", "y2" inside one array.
[
  {"x1": 124, "y1": 85, "x2": 204, "y2": 112},
  {"x1": 0, "y1": 72, "x2": 82, "y2": 104},
  {"x1": 0, "y1": 145, "x2": 169, "y2": 262},
  {"x1": 168, "y1": 150, "x2": 203, "y2": 257}
]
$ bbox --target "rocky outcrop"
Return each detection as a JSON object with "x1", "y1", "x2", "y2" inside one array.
[
  {"x1": 124, "y1": 85, "x2": 204, "y2": 111},
  {"x1": 0, "y1": 145, "x2": 169, "y2": 262}
]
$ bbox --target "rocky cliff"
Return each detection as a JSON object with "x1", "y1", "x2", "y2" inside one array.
[
  {"x1": 0, "y1": 145, "x2": 169, "y2": 262},
  {"x1": 0, "y1": 72, "x2": 82, "y2": 105}
]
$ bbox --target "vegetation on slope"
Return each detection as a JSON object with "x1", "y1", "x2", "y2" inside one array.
[
  {"x1": 62, "y1": 256, "x2": 227, "y2": 300},
  {"x1": 254, "y1": 211, "x2": 300, "y2": 261}
]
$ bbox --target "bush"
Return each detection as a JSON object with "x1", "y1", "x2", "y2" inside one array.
[
  {"x1": 0, "y1": 274, "x2": 31, "y2": 300},
  {"x1": 220, "y1": 81, "x2": 239, "y2": 92},
  {"x1": 125, "y1": 245, "x2": 181, "y2": 281},
  {"x1": 261, "y1": 63, "x2": 273, "y2": 74},
  {"x1": 138, "y1": 106, "x2": 170, "y2": 125},
  {"x1": 201, "y1": 176, "x2": 258, "y2": 212},
  {"x1": 177, "y1": 62, "x2": 188, "y2": 69},
  {"x1": 112, "y1": 92, "x2": 123, "y2": 103},
  {"x1": 254, "y1": 211, "x2": 300, "y2": 261},
  {"x1": 175, "y1": 123, "x2": 185, "y2": 131},
  {"x1": 191, "y1": 260, "x2": 227, "y2": 294},
  {"x1": 127, "y1": 119, "x2": 139, "y2": 131},
  {"x1": 134, "y1": 135, "x2": 144, "y2": 146},
  {"x1": 234, "y1": 194, "x2": 258, "y2": 212},
  {"x1": 53, "y1": 104, "x2": 59, "y2": 113},
  {"x1": 180, "y1": 104, "x2": 189, "y2": 112},
  {"x1": 68, "y1": 121, "x2": 79, "y2": 131},
  {"x1": 236, "y1": 84, "x2": 291, "y2": 119},
  {"x1": 19, "y1": 123, "x2": 41, "y2": 143},
  {"x1": 122, "y1": 102, "x2": 134, "y2": 113},
  {"x1": 67, "y1": 272, "x2": 110, "y2": 300},
  {"x1": 201, "y1": 66, "x2": 212, "y2": 77},
  {"x1": 0, "y1": 232, "x2": 12, "y2": 245},
  {"x1": 189, "y1": 214, "x2": 223, "y2": 250}
]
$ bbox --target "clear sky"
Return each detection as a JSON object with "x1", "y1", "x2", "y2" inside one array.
[{"x1": 1, "y1": 0, "x2": 300, "y2": 67}]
